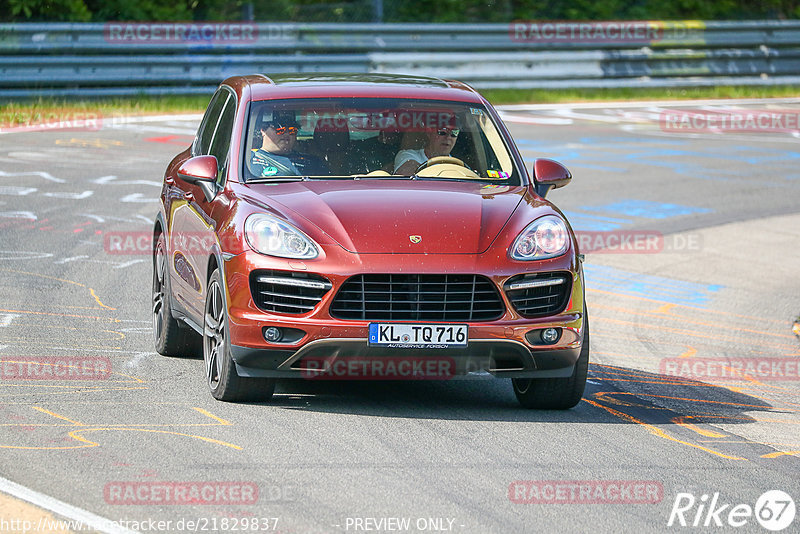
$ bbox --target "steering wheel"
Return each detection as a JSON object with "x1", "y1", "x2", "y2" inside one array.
[
  {"x1": 415, "y1": 156, "x2": 467, "y2": 172},
  {"x1": 414, "y1": 155, "x2": 481, "y2": 179}
]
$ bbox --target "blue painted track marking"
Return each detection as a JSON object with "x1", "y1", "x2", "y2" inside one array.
[
  {"x1": 515, "y1": 136, "x2": 800, "y2": 183},
  {"x1": 581, "y1": 199, "x2": 712, "y2": 219},
  {"x1": 584, "y1": 264, "x2": 723, "y2": 307},
  {"x1": 562, "y1": 211, "x2": 631, "y2": 231}
]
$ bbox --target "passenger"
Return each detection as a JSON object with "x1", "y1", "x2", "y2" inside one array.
[
  {"x1": 250, "y1": 111, "x2": 328, "y2": 177},
  {"x1": 352, "y1": 125, "x2": 402, "y2": 174},
  {"x1": 393, "y1": 117, "x2": 460, "y2": 175},
  {"x1": 310, "y1": 116, "x2": 350, "y2": 175}
]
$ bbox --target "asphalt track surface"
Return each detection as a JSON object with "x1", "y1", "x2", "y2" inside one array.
[{"x1": 0, "y1": 99, "x2": 799, "y2": 534}]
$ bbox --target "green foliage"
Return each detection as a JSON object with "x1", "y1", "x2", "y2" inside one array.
[
  {"x1": 1, "y1": 0, "x2": 798, "y2": 22},
  {"x1": 6, "y1": 0, "x2": 92, "y2": 21},
  {"x1": 83, "y1": 0, "x2": 193, "y2": 21},
  {"x1": 389, "y1": 0, "x2": 513, "y2": 23}
]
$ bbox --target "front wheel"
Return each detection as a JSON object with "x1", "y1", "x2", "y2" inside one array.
[
  {"x1": 512, "y1": 312, "x2": 589, "y2": 410},
  {"x1": 153, "y1": 232, "x2": 199, "y2": 357},
  {"x1": 204, "y1": 269, "x2": 276, "y2": 402}
]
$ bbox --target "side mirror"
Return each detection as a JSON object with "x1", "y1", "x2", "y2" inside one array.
[
  {"x1": 177, "y1": 155, "x2": 219, "y2": 201},
  {"x1": 531, "y1": 158, "x2": 572, "y2": 198}
]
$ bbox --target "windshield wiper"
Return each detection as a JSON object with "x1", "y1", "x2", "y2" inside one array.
[
  {"x1": 410, "y1": 175, "x2": 488, "y2": 183},
  {"x1": 246, "y1": 176, "x2": 310, "y2": 183},
  {"x1": 351, "y1": 175, "x2": 414, "y2": 180}
]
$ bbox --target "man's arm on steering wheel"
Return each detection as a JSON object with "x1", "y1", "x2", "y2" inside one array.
[{"x1": 394, "y1": 159, "x2": 421, "y2": 175}]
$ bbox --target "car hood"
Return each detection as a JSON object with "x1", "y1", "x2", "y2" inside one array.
[{"x1": 243, "y1": 181, "x2": 527, "y2": 254}]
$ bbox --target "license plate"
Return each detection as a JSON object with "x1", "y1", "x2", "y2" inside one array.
[{"x1": 368, "y1": 323, "x2": 468, "y2": 348}]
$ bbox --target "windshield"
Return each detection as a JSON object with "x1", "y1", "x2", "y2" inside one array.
[{"x1": 242, "y1": 97, "x2": 518, "y2": 184}]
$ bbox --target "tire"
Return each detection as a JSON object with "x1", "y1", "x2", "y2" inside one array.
[
  {"x1": 204, "y1": 269, "x2": 276, "y2": 402},
  {"x1": 512, "y1": 311, "x2": 590, "y2": 410},
  {"x1": 153, "y1": 232, "x2": 200, "y2": 357}
]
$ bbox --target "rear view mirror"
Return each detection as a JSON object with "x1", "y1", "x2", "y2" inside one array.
[
  {"x1": 177, "y1": 155, "x2": 218, "y2": 183},
  {"x1": 177, "y1": 155, "x2": 219, "y2": 201},
  {"x1": 531, "y1": 158, "x2": 572, "y2": 198}
]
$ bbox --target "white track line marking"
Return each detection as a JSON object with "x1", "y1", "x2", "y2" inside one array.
[
  {"x1": 107, "y1": 113, "x2": 203, "y2": 123},
  {"x1": 0, "y1": 170, "x2": 65, "y2": 183},
  {"x1": 618, "y1": 123, "x2": 800, "y2": 143},
  {"x1": 124, "y1": 351, "x2": 153, "y2": 369},
  {"x1": 0, "y1": 211, "x2": 37, "y2": 220},
  {"x1": 120, "y1": 194, "x2": 158, "y2": 203},
  {"x1": 498, "y1": 111, "x2": 573, "y2": 125},
  {"x1": 92, "y1": 175, "x2": 161, "y2": 187},
  {"x1": 496, "y1": 97, "x2": 800, "y2": 111},
  {"x1": 0, "y1": 475, "x2": 140, "y2": 534},
  {"x1": 0, "y1": 313, "x2": 20, "y2": 327},
  {"x1": 106, "y1": 124, "x2": 198, "y2": 135}
]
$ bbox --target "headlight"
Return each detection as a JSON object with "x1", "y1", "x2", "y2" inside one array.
[
  {"x1": 510, "y1": 215, "x2": 569, "y2": 260},
  {"x1": 244, "y1": 213, "x2": 319, "y2": 259}
]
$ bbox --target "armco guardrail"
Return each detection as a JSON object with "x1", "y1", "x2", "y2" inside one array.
[{"x1": 1, "y1": 21, "x2": 799, "y2": 97}]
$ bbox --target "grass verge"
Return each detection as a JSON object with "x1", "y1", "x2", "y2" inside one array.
[{"x1": 0, "y1": 96, "x2": 210, "y2": 126}]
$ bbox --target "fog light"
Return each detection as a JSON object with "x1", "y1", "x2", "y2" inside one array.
[
  {"x1": 541, "y1": 328, "x2": 560, "y2": 344},
  {"x1": 264, "y1": 327, "x2": 283, "y2": 343}
]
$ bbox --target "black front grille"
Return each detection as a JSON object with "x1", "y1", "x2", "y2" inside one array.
[
  {"x1": 504, "y1": 272, "x2": 571, "y2": 318},
  {"x1": 330, "y1": 274, "x2": 505, "y2": 321},
  {"x1": 250, "y1": 270, "x2": 331, "y2": 314}
]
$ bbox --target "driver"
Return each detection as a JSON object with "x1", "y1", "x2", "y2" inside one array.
[
  {"x1": 393, "y1": 115, "x2": 459, "y2": 175},
  {"x1": 250, "y1": 110, "x2": 328, "y2": 177}
]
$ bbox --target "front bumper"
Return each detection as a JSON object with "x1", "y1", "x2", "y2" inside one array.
[{"x1": 231, "y1": 338, "x2": 582, "y2": 379}]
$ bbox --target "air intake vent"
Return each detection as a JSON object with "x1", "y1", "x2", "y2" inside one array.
[
  {"x1": 504, "y1": 272, "x2": 571, "y2": 318},
  {"x1": 330, "y1": 274, "x2": 504, "y2": 321},
  {"x1": 250, "y1": 270, "x2": 331, "y2": 314}
]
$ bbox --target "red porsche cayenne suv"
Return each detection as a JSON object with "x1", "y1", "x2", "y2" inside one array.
[{"x1": 152, "y1": 73, "x2": 588, "y2": 409}]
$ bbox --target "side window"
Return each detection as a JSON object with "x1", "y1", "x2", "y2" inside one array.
[
  {"x1": 208, "y1": 94, "x2": 236, "y2": 182},
  {"x1": 195, "y1": 90, "x2": 226, "y2": 156}
]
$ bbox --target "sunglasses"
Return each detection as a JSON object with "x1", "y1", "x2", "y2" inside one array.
[
  {"x1": 437, "y1": 128, "x2": 460, "y2": 138},
  {"x1": 264, "y1": 123, "x2": 298, "y2": 135}
]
